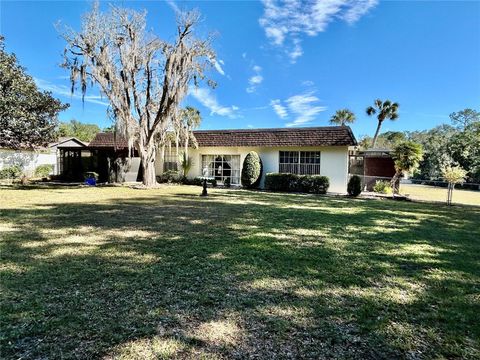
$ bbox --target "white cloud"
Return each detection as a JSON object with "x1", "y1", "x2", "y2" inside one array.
[
  {"x1": 190, "y1": 87, "x2": 239, "y2": 118},
  {"x1": 285, "y1": 91, "x2": 326, "y2": 127},
  {"x1": 301, "y1": 80, "x2": 315, "y2": 87},
  {"x1": 259, "y1": 0, "x2": 378, "y2": 60},
  {"x1": 213, "y1": 59, "x2": 225, "y2": 76},
  {"x1": 34, "y1": 78, "x2": 109, "y2": 106},
  {"x1": 270, "y1": 99, "x2": 288, "y2": 119},
  {"x1": 249, "y1": 75, "x2": 263, "y2": 85},
  {"x1": 287, "y1": 39, "x2": 303, "y2": 62},
  {"x1": 264, "y1": 25, "x2": 286, "y2": 45},
  {"x1": 246, "y1": 65, "x2": 263, "y2": 93},
  {"x1": 166, "y1": 0, "x2": 180, "y2": 13},
  {"x1": 342, "y1": 0, "x2": 378, "y2": 23}
]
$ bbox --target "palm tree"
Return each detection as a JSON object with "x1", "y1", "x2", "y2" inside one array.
[
  {"x1": 329, "y1": 109, "x2": 356, "y2": 126},
  {"x1": 366, "y1": 99, "x2": 399, "y2": 148},
  {"x1": 390, "y1": 141, "x2": 423, "y2": 196},
  {"x1": 180, "y1": 152, "x2": 192, "y2": 178}
]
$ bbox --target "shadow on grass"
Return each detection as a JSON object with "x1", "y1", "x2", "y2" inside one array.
[{"x1": 1, "y1": 189, "x2": 479, "y2": 359}]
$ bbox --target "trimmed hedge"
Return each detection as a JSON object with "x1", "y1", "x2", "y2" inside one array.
[
  {"x1": 182, "y1": 177, "x2": 203, "y2": 186},
  {"x1": 157, "y1": 170, "x2": 179, "y2": 184},
  {"x1": 156, "y1": 172, "x2": 217, "y2": 187},
  {"x1": 265, "y1": 173, "x2": 329, "y2": 194},
  {"x1": 241, "y1": 151, "x2": 262, "y2": 188},
  {"x1": 347, "y1": 175, "x2": 362, "y2": 197}
]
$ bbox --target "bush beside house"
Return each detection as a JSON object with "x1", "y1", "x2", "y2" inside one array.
[
  {"x1": 241, "y1": 151, "x2": 262, "y2": 188},
  {"x1": 156, "y1": 171, "x2": 214, "y2": 187},
  {"x1": 347, "y1": 175, "x2": 362, "y2": 196},
  {"x1": 0, "y1": 165, "x2": 22, "y2": 180},
  {"x1": 265, "y1": 173, "x2": 329, "y2": 194}
]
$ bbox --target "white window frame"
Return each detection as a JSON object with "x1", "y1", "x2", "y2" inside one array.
[
  {"x1": 163, "y1": 147, "x2": 178, "y2": 172},
  {"x1": 201, "y1": 154, "x2": 241, "y2": 185},
  {"x1": 279, "y1": 151, "x2": 321, "y2": 175}
]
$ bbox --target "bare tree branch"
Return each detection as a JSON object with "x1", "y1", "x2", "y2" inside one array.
[{"x1": 58, "y1": 2, "x2": 214, "y2": 186}]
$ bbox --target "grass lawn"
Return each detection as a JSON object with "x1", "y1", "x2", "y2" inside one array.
[
  {"x1": 1, "y1": 185, "x2": 479, "y2": 359},
  {"x1": 400, "y1": 183, "x2": 480, "y2": 206}
]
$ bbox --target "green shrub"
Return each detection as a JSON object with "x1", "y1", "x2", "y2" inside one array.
[
  {"x1": 373, "y1": 180, "x2": 392, "y2": 194},
  {"x1": 224, "y1": 177, "x2": 231, "y2": 188},
  {"x1": 157, "y1": 170, "x2": 179, "y2": 183},
  {"x1": 265, "y1": 173, "x2": 329, "y2": 194},
  {"x1": 189, "y1": 177, "x2": 204, "y2": 186},
  {"x1": 84, "y1": 172, "x2": 99, "y2": 180},
  {"x1": 347, "y1": 175, "x2": 362, "y2": 197},
  {"x1": 35, "y1": 164, "x2": 54, "y2": 178},
  {"x1": 0, "y1": 165, "x2": 23, "y2": 180},
  {"x1": 241, "y1": 151, "x2": 262, "y2": 188},
  {"x1": 264, "y1": 173, "x2": 295, "y2": 191},
  {"x1": 309, "y1": 176, "x2": 330, "y2": 194},
  {"x1": 181, "y1": 176, "x2": 217, "y2": 187}
]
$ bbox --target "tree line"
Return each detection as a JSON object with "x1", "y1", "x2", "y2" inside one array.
[
  {"x1": 359, "y1": 109, "x2": 479, "y2": 183},
  {"x1": 330, "y1": 102, "x2": 479, "y2": 183}
]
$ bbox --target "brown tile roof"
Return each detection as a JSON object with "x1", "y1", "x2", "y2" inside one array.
[
  {"x1": 88, "y1": 126, "x2": 357, "y2": 149},
  {"x1": 88, "y1": 132, "x2": 129, "y2": 149},
  {"x1": 193, "y1": 126, "x2": 357, "y2": 147}
]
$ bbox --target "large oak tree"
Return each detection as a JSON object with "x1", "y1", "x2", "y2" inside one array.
[{"x1": 59, "y1": 3, "x2": 215, "y2": 186}]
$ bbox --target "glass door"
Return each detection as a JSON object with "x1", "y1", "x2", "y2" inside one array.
[{"x1": 201, "y1": 155, "x2": 241, "y2": 185}]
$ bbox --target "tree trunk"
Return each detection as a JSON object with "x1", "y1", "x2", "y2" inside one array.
[
  {"x1": 141, "y1": 157, "x2": 157, "y2": 187},
  {"x1": 138, "y1": 138, "x2": 157, "y2": 187},
  {"x1": 371, "y1": 120, "x2": 383, "y2": 148},
  {"x1": 390, "y1": 170, "x2": 401, "y2": 197},
  {"x1": 447, "y1": 182, "x2": 453, "y2": 206}
]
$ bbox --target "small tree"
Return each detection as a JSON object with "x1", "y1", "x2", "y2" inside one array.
[
  {"x1": 366, "y1": 99, "x2": 399, "y2": 148},
  {"x1": 241, "y1": 151, "x2": 262, "y2": 188},
  {"x1": 391, "y1": 141, "x2": 423, "y2": 196},
  {"x1": 442, "y1": 165, "x2": 467, "y2": 205},
  {"x1": 347, "y1": 175, "x2": 362, "y2": 196},
  {"x1": 330, "y1": 109, "x2": 356, "y2": 126}
]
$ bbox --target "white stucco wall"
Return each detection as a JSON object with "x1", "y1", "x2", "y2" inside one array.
[
  {"x1": 0, "y1": 149, "x2": 57, "y2": 176},
  {"x1": 155, "y1": 145, "x2": 350, "y2": 193}
]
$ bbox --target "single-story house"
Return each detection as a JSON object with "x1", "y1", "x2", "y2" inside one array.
[{"x1": 70, "y1": 126, "x2": 357, "y2": 193}]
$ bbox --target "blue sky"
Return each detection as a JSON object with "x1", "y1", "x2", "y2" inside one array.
[{"x1": 1, "y1": 0, "x2": 479, "y2": 138}]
